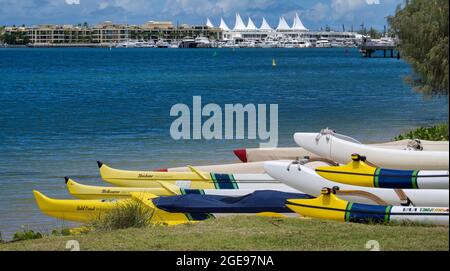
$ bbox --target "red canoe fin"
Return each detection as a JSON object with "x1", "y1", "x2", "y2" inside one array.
[{"x1": 233, "y1": 149, "x2": 248, "y2": 163}]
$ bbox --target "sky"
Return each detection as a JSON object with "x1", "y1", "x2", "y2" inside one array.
[{"x1": 0, "y1": 0, "x2": 404, "y2": 31}]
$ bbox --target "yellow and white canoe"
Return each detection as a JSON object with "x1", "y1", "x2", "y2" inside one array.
[
  {"x1": 97, "y1": 161, "x2": 282, "y2": 190},
  {"x1": 286, "y1": 188, "x2": 449, "y2": 225},
  {"x1": 315, "y1": 154, "x2": 449, "y2": 189},
  {"x1": 66, "y1": 178, "x2": 299, "y2": 200}
]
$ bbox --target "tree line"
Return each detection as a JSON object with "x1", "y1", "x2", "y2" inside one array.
[{"x1": 389, "y1": 0, "x2": 449, "y2": 96}]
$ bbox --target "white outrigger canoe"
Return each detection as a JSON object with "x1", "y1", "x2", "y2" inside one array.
[
  {"x1": 294, "y1": 129, "x2": 449, "y2": 170},
  {"x1": 233, "y1": 139, "x2": 449, "y2": 163},
  {"x1": 264, "y1": 161, "x2": 449, "y2": 207},
  {"x1": 157, "y1": 161, "x2": 268, "y2": 174}
]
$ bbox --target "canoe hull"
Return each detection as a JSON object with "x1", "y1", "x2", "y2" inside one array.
[
  {"x1": 294, "y1": 133, "x2": 449, "y2": 170},
  {"x1": 264, "y1": 161, "x2": 449, "y2": 206}
]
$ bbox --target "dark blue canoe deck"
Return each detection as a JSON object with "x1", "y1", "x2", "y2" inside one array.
[{"x1": 153, "y1": 191, "x2": 312, "y2": 214}]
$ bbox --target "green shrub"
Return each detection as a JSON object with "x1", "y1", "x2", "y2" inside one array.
[
  {"x1": 13, "y1": 227, "x2": 43, "y2": 242},
  {"x1": 89, "y1": 200, "x2": 154, "y2": 232},
  {"x1": 51, "y1": 228, "x2": 72, "y2": 236},
  {"x1": 395, "y1": 123, "x2": 449, "y2": 141}
]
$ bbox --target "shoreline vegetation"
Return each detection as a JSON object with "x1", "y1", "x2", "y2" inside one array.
[
  {"x1": 388, "y1": 0, "x2": 449, "y2": 96},
  {"x1": 0, "y1": 216, "x2": 448, "y2": 251},
  {"x1": 395, "y1": 123, "x2": 449, "y2": 141}
]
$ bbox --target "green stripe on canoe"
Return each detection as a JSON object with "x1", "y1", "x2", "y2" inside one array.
[
  {"x1": 210, "y1": 173, "x2": 219, "y2": 189},
  {"x1": 373, "y1": 168, "x2": 382, "y2": 188},
  {"x1": 345, "y1": 202, "x2": 353, "y2": 222},
  {"x1": 230, "y1": 175, "x2": 239, "y2": 189},
  {"x1": 411, "y1": 170, "x2": 419, "y2": 189},
  {"x1": 384, "y1": 205, "x2": 393, "y2": 223},
  {"x1": 180, "y1": 189, "x2": 206, "y2": 195}
]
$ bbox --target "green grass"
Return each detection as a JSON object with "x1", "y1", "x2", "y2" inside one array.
[
  {"x1": 0, "y1": 216, "x2": 448, "y2": 251},
  {"x1": 88, "y1": 199, "x2": 154, "y2": 232}
]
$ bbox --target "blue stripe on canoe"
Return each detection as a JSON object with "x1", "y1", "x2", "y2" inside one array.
[
  {"x1": 348, "y1": 203, "x2": 389, "y2": 223},
  {"x1": 212, "y1": 173, "x2": 237, "y2": 190},
  {"x1": 181, "y1": 189, "x2": 204, "y2": 195},
  {"x1": 377, "y1": 169, "x2": 415, "y2": 189}
]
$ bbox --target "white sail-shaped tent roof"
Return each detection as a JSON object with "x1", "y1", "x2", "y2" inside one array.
[
  {"x1": 206, "y1": 18, "x2": 214, "y2": 28},
  {"x1": 246, "y1": 17, "x2": 257, "y2": 30},
  {"x1": 233, "y1": 13, "x2": 247, "y2": 31},
  {"x1": 259, "y1": 17, "x2": 273, "y2": 30},
  {"x1": 219, "y1": 18, "x2": 230, "y2": 31},
  {"x1": 276, "y1": 16, "x2": 291, "y2": 30},
  {"x1": 291, "y1": 13, "x2": 308, "y2": 31}
]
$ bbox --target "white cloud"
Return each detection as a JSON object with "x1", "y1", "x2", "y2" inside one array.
[
  {"x1": 65, "y1": 0, "x2": 80, "y2": 5},
  {"x1": 366, "y1": 0, "x2": 381, "y2": 4}
]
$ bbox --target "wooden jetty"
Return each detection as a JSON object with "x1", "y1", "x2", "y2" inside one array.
[{"x1": 358, "y1": 42, "x2": 400, "y2": 58}]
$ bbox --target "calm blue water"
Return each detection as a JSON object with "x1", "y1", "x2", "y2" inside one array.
[{"x1": 0, "y1": 48, "x2": 448, "y2": 239}]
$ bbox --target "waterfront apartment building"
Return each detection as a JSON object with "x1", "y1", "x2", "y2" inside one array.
[
  {"x1": 27, "y1": 24, "x2": 92, "y2": 44},
  {"x1": 2, "y1": 21, "x2": 222, "y2": 46}
]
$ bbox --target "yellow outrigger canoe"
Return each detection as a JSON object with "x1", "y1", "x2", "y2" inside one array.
[
  {"x1": 33, "y1": 190, "x2": 306, "y2": 225},
  {"x1": 97, "y1": 161, "x2": 277, "y2": 189},
  {"x1": 66, "y1": 178, "x2": 181, "y2": 199},
  {"x1": 315, "y1": 154, "x2": 449, "y2": 189},
  {"x1": 33, "y1": 191, "x2": 197, "y2": 225},
  {"x1": 286, "y1": 188, "x2": 449, "y2": 225},
  {"x1": 98, "y1": 161, "x2": 238, "y2": 189},
  {"x1": 66, "y1": 178, "x2": 297, "y2": 200}
]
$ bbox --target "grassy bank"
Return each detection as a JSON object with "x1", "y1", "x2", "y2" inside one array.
[{"x1": 1, "y1": 216, "x2": 448, "y2": 251}]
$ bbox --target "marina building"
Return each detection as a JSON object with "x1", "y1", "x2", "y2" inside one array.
[{"x1": 215, "y1": 13, "x2": 359, "y2": 47}]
